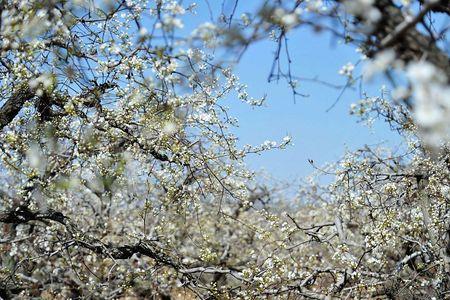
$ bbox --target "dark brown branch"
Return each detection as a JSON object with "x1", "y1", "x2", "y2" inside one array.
[
  {"x1": 0, "y1": 205, "x2": 334, "y2": 298},
  {"x1": 0, "y1": 206, "x2": 66, "y2": 224},
  {"x1": 0, "y1": 87, "x2": 34, "y2": 130},
  {"x1": 379, "y1": 1, "x2": 441, "y2": 49},
  {"x1": 418, "y1": 0, "x2": 449, "y2": 14},
  {"x1": 0, "y1": 205, "x2": 179, "y2": 267},
  {"x1": 372, "y1": 0, "x2": 450, "y2": 76}
]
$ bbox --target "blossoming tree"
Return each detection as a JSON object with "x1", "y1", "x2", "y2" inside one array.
[{"x1": 0, "y1": 0, "x2": 449, "y2": 299}]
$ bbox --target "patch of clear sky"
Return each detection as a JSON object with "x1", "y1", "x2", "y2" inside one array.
[{"x1": 182, "y1": 1, "x2": 402, "y2": 182}]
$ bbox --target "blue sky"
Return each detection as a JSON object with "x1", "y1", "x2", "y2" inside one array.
[
  {"x1": 230, "y1": 32, "x2": 400, "y2": 181},
  {"x1": 183, "y1": 1, "x2": 402, "y2": 182}
]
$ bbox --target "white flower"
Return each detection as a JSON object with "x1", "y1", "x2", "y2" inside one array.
[
  {"x1": 363, "y1": 50, "x2": 396, "y2": 80},
  {"x1": 281, "y1": 135, "x2": 292, "y2": 147},
  {"x1": 241, "y1": 13, "x2": 251, "y2": 26},
  {"x1": 162, "y1": 15, "x2": 184, "y2": 29},
  {"x1": 306, "y1": 0, "x2": 326, "y2": 12},
  {"x1": 162, "y1": 121, "x2": 177, "y2": 135},
  {"x1": 339, "y1": 62, "x2": 355, "y2": 78},
  {"x1": 391, "y1": 86, "x2": 409, "y2": 101},
  {"x1": 29, "y1": 73, "x2": 53, "y2": 90},
  {"x1": 139, "y1": 27, "x2": 148, "y2": 37},
  {"x1": 26, "y1": 144, "x2": 47, "y2": 175},
  {"x1": 407, "y1": 61, "x2": 450, "y2": 147},
  {"x1": 281, "y1": 13, "x2": 298, "y2": 28},
  {"x1": 165, "y1": 2, "x2": 185, "y2": 15},
  {"x1": 344, "y1": 0, "x2": 381, "y2": 22},
  {"x1": 192, "y1": 23, "x2": 217, "y2": 46},
  {"x1": 414, "y1": 103, "x2": 444, "y2": 128},
  {"x1": 406, "y1": 61, "x2": 446, "y2": 84}
]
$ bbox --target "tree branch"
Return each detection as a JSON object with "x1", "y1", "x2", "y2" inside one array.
[{"x1": 0, "y1": 87, "x2": 34, "y2": 130}]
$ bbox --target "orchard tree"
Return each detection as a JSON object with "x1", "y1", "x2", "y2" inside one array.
[{"x1": 0, "y1": 0, "x2": 449, "y2": 299}]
